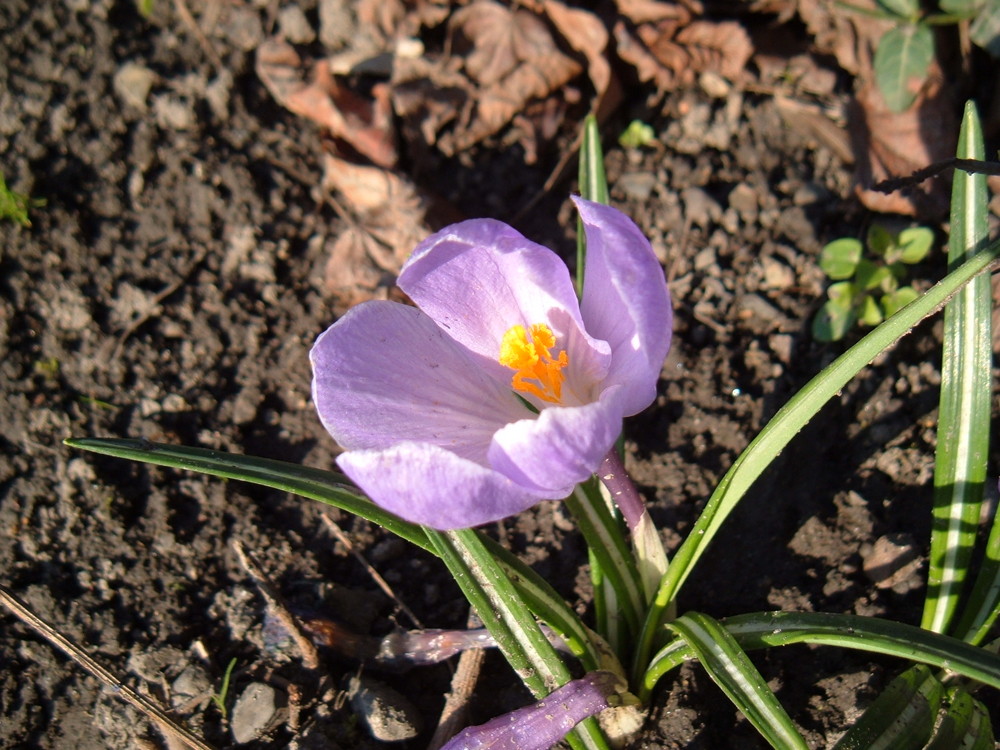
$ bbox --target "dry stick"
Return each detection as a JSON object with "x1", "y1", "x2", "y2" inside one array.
[
  {"x1": 320, "y1": 514, "x2": 425, "y2": 629},
  {"x1": 108, "y1": 245, "x2": 209, "y2": 363},
  {"x1": 171, "y1": 0, "x2": 223, "y2": 71},
  {"x1": 231, "y1": 539, "x2": 320, "y2": 670},
  {"x1": 0, "y1": 583, "x2": 216, "y2": 750},
  {"x1": 427, "y1": 610, "x2": 486, "y2": 750},
  {"x1": 872, "y1": 157, "x2": 1000, "y2": 193}
]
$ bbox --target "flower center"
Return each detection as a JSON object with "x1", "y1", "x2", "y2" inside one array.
[{"x1": 498, "y1": 323, "x2": 568, "y2": 404}]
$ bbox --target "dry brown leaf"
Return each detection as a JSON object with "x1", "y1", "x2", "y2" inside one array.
[
  {"x1": 615, "y1": 17, "x2": 752, "y2": 91},
  {"x1": 851, "y1": 73, "x2": 955, "y2": 216},
  {"x1": 542, "y1": 0, "x2": 611, "y2": 109},
  {"x1": 615, "y1": 0, "x2": 701, "y2": 24},
  {"x1": 321, "y1": 154, "x2": 430, "y2": 312},
  {"x1": 256, "y1": 38, "x2": 397, "y2": 167},
  {"x1": 390, "y1": 55, "x2": 469, "y2": 147},
  {"x1": 451, "y1": 1, "x2": 558, "y2": 86}
]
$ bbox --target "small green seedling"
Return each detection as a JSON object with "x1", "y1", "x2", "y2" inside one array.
[
  {"x1": 211, "y1": 657, "x2": 238, "y2": 720},
  {"x1": 813, "y1": 224, "x2": 934, "y2": 341},
  {"x1": 840, "y1": 0, "x2": 1000, "y2": 112},
  {"x1": 0, "y1": 171, "x2": 45, "y2": 227},
  {"x1": 618, "y1": 119, "x2": 656, "y2": 149}
]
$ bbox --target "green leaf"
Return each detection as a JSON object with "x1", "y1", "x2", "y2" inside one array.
[
  {"x1": 566, "y1": 480, "x2": 644, "y2": 645},
  {"x1": 641, "y1": 611, "x2": 1000, "y2": 700},
  {"x1": 874, "y1": 25, "x2": 935, "y2": 112},
  {"x1": 861, "y1": 264, "x2": 897, "y2": 294},
  {"x1": 618, "y1": 119, "x2": 656, "y2": 149},
  {"x1": 876, "y1": 0, "x2": 921, "y2": 18},
  {"x1": 667, "y1": 613, "x2": 809, "y2": 750},
  {"x1": 820, "y1": 238, "x2": 863, "y2": 279},
  {"x1": 922, "y1": 101, "x2": 992, "y2": 637},
  {"x1": 427, "y1": 529, "x2": 612, "y2": 750},
  {"x1": 813, "y1": 300, "x2": 856, "y2": 342},
  {"x1": 939, "y1": 0, "x2": 983, "y2": 15},
  {"x1": 867, "y1": 224, "x2": 896, "y2": 259},
  {"x1": 970, "y1": 0, "x2": 1000, "y2": 56},
  {"x1": 831, "y1": 664, "x2": 943, "y2": 750},
  {"x1": 577, "y1": 114, "x2": 610, "y2": 295},
  {"x1": 858, "y1": 294, "x2": 884, "y2": 326},
  {"x1": 63, "y1": 438, "x2": 432, "y2": 551},
  {"x1": 897, "y1": 226, "x2": 934, "y2": 263},
  {"x1": 881, "y1": 286, "x2": 919, "y2": 318},
  {"x1": 924, "y1": 688, "x2": 997, "y2": 750},
  {"x1": 632, "y1": 235, "x2": 1000, "y2": 684}
]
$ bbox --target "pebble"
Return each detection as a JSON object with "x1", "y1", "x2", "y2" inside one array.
[
  {"x1": 113, "y1": 62, "x2": 156, "y2": 110},
  {"x1": 862, "y1": 534, "x2": 923, "y2": 593},
  {"x1": 231, "y1": 682, "x2": 284, "y2": 744},
  {"x1": 278, "y1": 5, "x2": 315, "y2": 44},
  {"x1": 348, "y1": 675, "x2": 423, "y2": 742}
]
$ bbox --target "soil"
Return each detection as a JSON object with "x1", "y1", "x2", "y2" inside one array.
[{"x1": 1, "y1": 1, "x2": 996, "y2": 749}]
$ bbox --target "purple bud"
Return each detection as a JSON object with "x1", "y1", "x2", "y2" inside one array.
[{"x1": 441, "y1": 671, "x2": 621, "y2": 750}]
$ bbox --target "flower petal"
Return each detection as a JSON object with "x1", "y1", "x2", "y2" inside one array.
[
  {"x1": 488, "y1": 386, "x2": 626, "y2": 496},
  {"x1": 337, "y1": 442, "x2": 547, "y2": 529},
  {"x1": 311, "y1": 301, "x2": 527, "y2": 465},
  {"x1": 575, "y1": 196, "x2": 673, "y2": 416},
  {"x1": 398, "y1": 219, "x2": 602, "y2": 369},
  {"x1": 440, "y1": 671, "x2": 620, "y2": 750}
]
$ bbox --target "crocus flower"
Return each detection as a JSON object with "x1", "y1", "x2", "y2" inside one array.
[
  {"x1": 311, "y1": 197, "x2": 671, "y2": 529},
  {"x1": 440, "y1": 670, "x2": 622, "y2": 750}
]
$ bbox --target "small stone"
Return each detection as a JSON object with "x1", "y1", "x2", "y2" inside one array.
[
  {"x1": 699, "y1": 70, "x2": 730, "y2": 99},
  {"x1": 618, "y1": 172, "x2": 657, "y2": 202},
  {"x1": 349, "y1": 675, "x2": 423, "y2": 742},
  {"x1": 231, "y1": 682, "x2": 285, "y2": 744},
  {"x1": 114, "y1": 62, "x2": 156, "y2": 110},
  {"x1": 278, "y1": 5, "x2": 315, "y2": 44},
  {"x1": 221, "y1": 6, "x2": 264, "y2": 51},
  {"x1": 863, "y1": 534, "x2": 923, "y2": 592}
]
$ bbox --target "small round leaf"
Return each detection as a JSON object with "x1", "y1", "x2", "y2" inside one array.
[
  {"x1": 897, "y1": 227, "x2": 934, "y2": 263},
  {"x1": 859, "y1": 294, "x2": 884, "y2": 326},
  {"x1": 820, "y1": 238, "x2": 863, "y2": 279},
  {"x1": 882, "y1": 286, "x2": 920, "y2": 317}
]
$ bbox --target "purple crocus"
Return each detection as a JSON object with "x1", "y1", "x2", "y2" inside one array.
[
  {"x1": 440, "y1": 670, "x2": 622, "y2": 750},
  {"x1": 311, "y1": 197, "x2": 671, "y2": 529}
]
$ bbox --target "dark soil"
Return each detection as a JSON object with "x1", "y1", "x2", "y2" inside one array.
[{"x1": 1, "y1": 1, "x2": 995, "y2": 749}]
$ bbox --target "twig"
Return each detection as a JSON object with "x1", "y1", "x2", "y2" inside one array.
[
  {"x1": 232, "y1": 539, "x2": 320, "y2": 670},
  {"x1": 107, "y1": 245, "x2": 209, "y2": 363},
  {"x1": 872, "y1": 157, "x2": 1000, "y2": 193},
  {"x1": 0, "y1": 583, "x2": 216, "y2": 750},
  {"x1": 320, "y1": 514, "x2": 424, "y2": 629},
  {"x1": 171, "y1": 0, "x2": 223, "y2": 71},
  {"x1": 427, "y1": 610, "x2": 486, "y2": 750}
]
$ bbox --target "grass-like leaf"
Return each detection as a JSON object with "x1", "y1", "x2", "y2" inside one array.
[
  {"x1": 632, "y1": 235, "x2": 1000, "y2": 683},
  {"x1": 642, "y1": 611, "x2": 1000, "y2": 699},
  {"x1": 567, "y1": 479, "x2": 644, "y2": 647},
  {"x1": 667, "y1": 613, "x2": 809, "y2": 750},
  {"x1": 922, "y1": 101, "x2": 992, "y2": 635},
  {"x1": 577, "y1": 113, "x2": 609, "y2": 293},
  {"x1": 64, "y1": 437, "x2": 431, "y2": 550},
  {"x1": 831, "y1": 664, "x2": 943, "y2": 749},
  {"x1": 427, "y1": 528, "x2": 611, "y2": 750}
]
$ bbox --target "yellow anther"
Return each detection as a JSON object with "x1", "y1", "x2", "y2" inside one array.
[{"x1": 498, "y1": 323, "x2": 568, "y2": 404}]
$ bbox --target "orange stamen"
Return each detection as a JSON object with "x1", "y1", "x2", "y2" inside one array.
[{"x1": 498, "y1": 323, "x2": 568, "y2": 404}]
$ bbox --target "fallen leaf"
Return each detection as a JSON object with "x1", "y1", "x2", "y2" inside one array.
[
  {"x1": 542, "y1": 0, "x2": 613, "y2": 112},
  {"x1": 615, "y1": 17, "x2": 752, "y2": 91},
  {"x1": 851, "y1": 68, "x2": 955, "y2": 216},
  {"x1": 615, "y1": 0, "x2": 702, "y2": 24},
  {"x1": 256, "y1": 38, "x2": 397, "y2": 168},
  {"x1": 322, "y1": 154, "x2": 431, "y2": 312}
]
